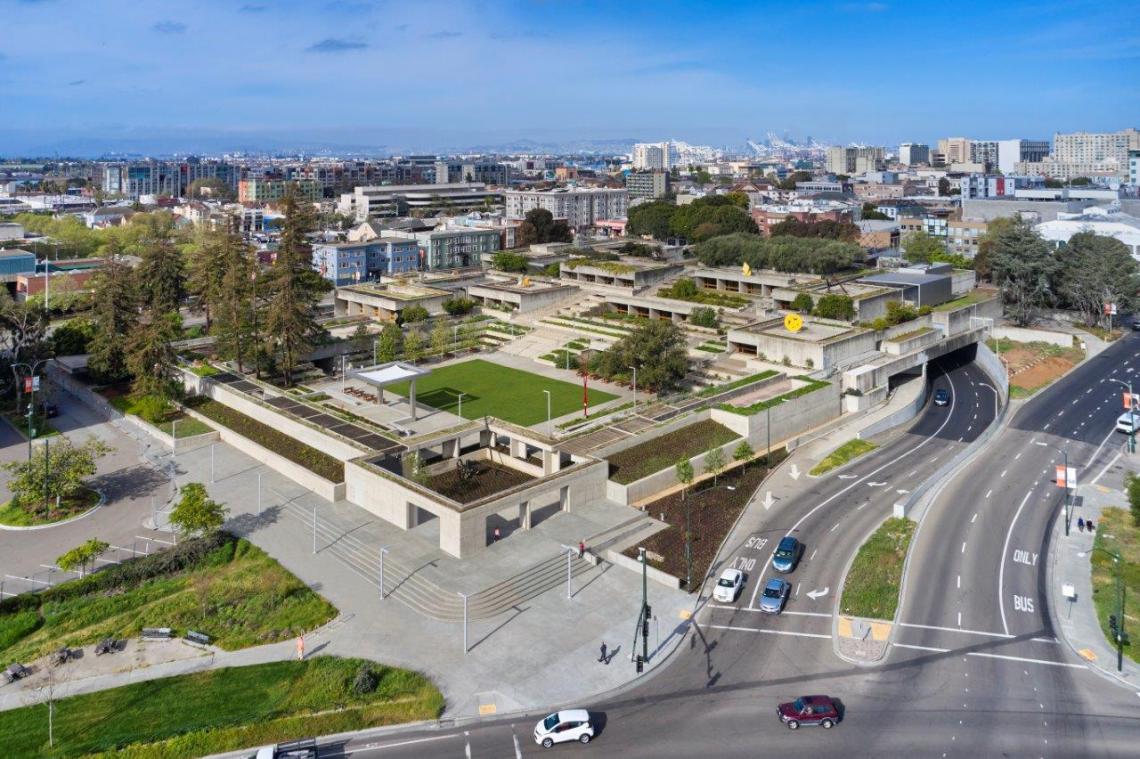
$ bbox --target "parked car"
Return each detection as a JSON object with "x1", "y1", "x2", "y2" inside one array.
[
  {"x1": 713, "y1": 568, "x2": 745, "y2": 602},
  {"x1": 777, "y1": 695, "x2": 840, "y2": 730},
  {"x1": 254, "y1": 738, "x2": 318, "y2": 759},
  {"x1": 758, "y1": 577, "x2": 790, "y2": 614},
  {"x1": 933, "y1": 388, "x2": 950, "y2": 407},
  {"x1": 772, "y1": 536, "x2": 803, "y2": 573},
  {"x1": 1117, "y1": 412, "x2": 1136, "y2": 435},
  {"x1": 39, "y1": 401, "x2": 59, "y2": 418},
  {"x1": 534, "y1": 709, "x2": 594, "y2": 748}
]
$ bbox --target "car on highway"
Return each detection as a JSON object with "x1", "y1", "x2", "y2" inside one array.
[
  {"x1": 758, "y1": 577, "x2": 790, "y2": 614},
  {"x1": 933, "y1": 388, "x2": 950, "y2": 406},
  {"x1": 1117, "y1": 412, "x2": 1136, "y2": 435},
  {"x1": 777, "y1": 695, "x2": 840, "y2": 730},
  {"x1": 713, "y1": 568, "x2": 745, "y2": 602},
  {"x1": 534, "y1": 709, "x2": 594, "y2": 748},
  {"x1": 772, "y1": 536, "x2": 803, "y2": 573}
]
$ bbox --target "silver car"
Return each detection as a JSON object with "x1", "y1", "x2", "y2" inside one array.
[{"x1": 758, "y1": 577, "x2": 790, "y2": 614}]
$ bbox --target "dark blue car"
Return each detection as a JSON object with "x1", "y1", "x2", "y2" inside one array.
[
  {"x1": 933, "y1": 388, "x2": 950, "y2": 407},
  {"x1": 772, "y1": 536, "x2": 802, "y2": 573}
]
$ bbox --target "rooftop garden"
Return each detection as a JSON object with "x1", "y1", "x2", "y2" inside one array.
[
  {"x1": 718, "y1": 377, "x2": 830, "y2": 416},
  {"x1": 608, "y1": 419, "x2": 738, "y2": 484},
  {"x1": 932, "y1": 289, "x2": 998, "y2": 312},
  {"x1": 562, "y1": 258, "x2": 637, "y2": 275},
  {"x1": 423, "y1": 460, "x2": 535, "y2": 504},
  {"x1": 659, "y1": 277, "x2": 749, "y2": 309}
]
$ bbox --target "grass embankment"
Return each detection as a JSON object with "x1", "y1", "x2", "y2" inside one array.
[
  {"x1": 624, "y1": 451, "x2": 785, "y2": 587},
  {"x1": 608, "y1": 419, "x2": 739, "y2": 484},
  {"x1": 0, "y1": 532, "x2": 336, "y2": 663},
  {"x1": 386, "y1": 358, "x2": 617, "y2": 426},
  {"x1": 1091, "y1": 506, "x2": 1139, "y2": 664},
  {"x1": 810, "y1": 438, "x2": 878, "y2": 476},
  {"x1": 840, "y1": 517, "x2": 916, "y2": 620},
  {"x1": 0, "y1": 488, "x2": 100, "y2": 527},
  {"x1": 184, "y1": 397, "x2": 345, "y2": 482},
  {"x1": 0, "y1": 657, "x2": 444, "y2": 759},
  {"x1": 101, "y1": 386, "x2": 213, "y2": 439},
  {"x1": 985, "y1": 337, "x2": 1084, "y2": 399}
]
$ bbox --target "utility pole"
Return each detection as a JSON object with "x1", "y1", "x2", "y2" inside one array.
[
  {"x1": 1111, "y1": 379, "x2": 1136, "y2": 454},
  {"x1": 379, "y1": 545, "x2": 389, "y2": 599},
  {"x1": 634, "y1": 546, "x2": 650, "y2": 673},
  {"x1": 1035, "y1": 441, "x2": 1072, "y2": 536},
  {"x1": 1095, "y1": 547, "x2": 1128, "y2": 672}
]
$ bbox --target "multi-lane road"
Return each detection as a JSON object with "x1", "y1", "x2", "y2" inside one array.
[{"x1": 274, "y1": 340, "x2": 1140, "y2": 757}]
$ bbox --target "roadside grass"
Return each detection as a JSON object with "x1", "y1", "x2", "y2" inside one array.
[
  {"x1": 0, "y1": 532, "x2": 337, "y2": 664},
  {"x1": 385, "y1": 358, "x2": 617, "y2": 426},
  {"x1": 0, "y1": 657, "x2": 444, "y2": 759},
  {"x1": 0, "y1": 488, "x2": 100, "y2": 527},
  {"x1": 2, "y1": 410, "x2": 61, "y2": 439},
  {"x1": 985, "y1": 337, "x2": 1084, "y2": 398},
  {"x1": 1091, "y1": 506, "x2": 1139, "y2": 664},
  {"x1": 840, "y1": 517, "x2": 916, "y2": 620},
  {"x1": 184, "y1": 397, "x2": 344, "y2": 482},
  {"x1": 1081, "y1": 325, "x2": 1123, "y2": 343},
  {"x1": 607, "y1": 419, "x2": 738, "y2": 484},
  {"x1": 809, "y1": 438, "x2": 878, "y2": 476}
]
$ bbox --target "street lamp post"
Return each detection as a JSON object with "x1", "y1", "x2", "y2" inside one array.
[
  {"x1": 373, "y1": 338, "x2": 378, "y2": 366},
  {"x1": 458, "y1": 592, "x2": 469, "y2": 654},
  {"x1": 13, "y1": 358, "x2": 50, "y2": 460},
  {"x1": 1035, "y1": 441, "x2": 1072, "y2": 536},
  {"x1": 457, "y1": 392, "x2": 465, "y2": 420},
  {"x1": 379, "y1": 545, "x2": 389, "y2": 599},
  {"x1": 543, "y1": 390, "x2": 551, "y2": 435},
  {"x1": 629, "y1": 365, "x2": 637, "y2": 411},
  {"x1": 1110, "y1": 378, "x2": 1136, "y2": 454},
  {"x1": 1092, "y1": 546, "x2": 1127, "y2": 672}
]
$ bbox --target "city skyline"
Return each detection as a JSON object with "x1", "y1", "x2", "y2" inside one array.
[{"x1": 1, "y1": 0, "x2": 1138, "y2": 156}]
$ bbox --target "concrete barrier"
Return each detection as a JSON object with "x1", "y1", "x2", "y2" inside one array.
[
  {"x1": 857, "y1": 373, "x2": 928, "y2": 441},
  {"x1": 609, "y1": 436, "x2": 744, "y2": 507},
  {"x1": 992, "y1": 326, "x2": 1074, "y2": 348},
  {"x1": 604, "y1": 548, "x2": 682, "y2": 589}
]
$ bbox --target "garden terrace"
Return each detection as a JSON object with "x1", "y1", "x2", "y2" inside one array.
[
  {"x1": 727, "y1": 316, "x2": 876, "y2": 371},
  {"x1": 334, "y1": 281, "x2": 451, "y2": 321},
  {"x1": 466, "y1": 276, "x2": 579, "y2": 314},
  {"x1": 607, "y1": 419, "x2": 739, "y2": 484},
  {"x1": 559, "y1": 259, "x2": 682, "y2": 292},
  {"x1": 598, "y1": 292, "x2": 738, "y2": 326},
  {"x1": 424, "y1": 460, "x2": 535, "y2": 504}
]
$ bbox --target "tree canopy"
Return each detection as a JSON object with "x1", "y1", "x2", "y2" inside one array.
[
  {"x1": 170, "y1": 482, "x2": 228, "y2": 538},
  {"x1": 902, "y1": 231, "x2": 947, "y2": 264},
  {"x1": 1054, "y1": 232, "x2": 1139, "y2": 326},
  {"x1": 694, "y1": 233, "x2": 858, "y2": 275},
  {"x1": 516, "y1": 208, "x2": 572, "y2": 247},
  {"x1": 989, "y1": 220, "x2": 1060, "y2": 326},
  {"x1": 768, "y1": 218, "x2": 859, "y2": 242},
  {"x1": 595, "y1": 320, "x2": 689, "y2": 392},
  {"x1": 627, "y1": 197, "x2": 758, "y2": 242}
]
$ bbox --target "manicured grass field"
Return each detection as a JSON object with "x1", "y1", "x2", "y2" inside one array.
[
  {"x1": 386, "y1": 358, "x2": 618, "y2": 426},
  {"x1": 840, "y1": 517, "x2": 916, "y2": 620},
  {"x1": 810, "y1": 438, "x2": 878, "y2": 476},
  {"x1": 0, "y1": 657, "x2": 443, "y2": 759},
  {"x1": 0, "y1": 532, "x2": 336, "y2": 664}
]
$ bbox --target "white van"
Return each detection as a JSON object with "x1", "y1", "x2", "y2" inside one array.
[
  {"x1": 1116, "y1": 413, "x2": 1136, "y2": 434},
  {"x1": 534, "y1": 709, "x2": 595, "y2": 748}
]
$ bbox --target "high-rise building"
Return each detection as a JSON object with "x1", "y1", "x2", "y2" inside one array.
[
  {"x1": 1052, "y1": 129, "x2": 1140, "y2": 166},
  {"x1": 937, "y1": 137, "x2": 972, "y2": 165},
  {"x1": 1130, "y1": 150, "x2": 1140, "y2": 187},
  {"x1": 624, "y1": 171, "x2": 670, "y2": 199},
  {"x1": 827, "y1": 146, "x2": 885, "y2": 174},
  {"x1": 899, "y1": 143, "x2": 930, "y2": 166},
  {"x1": 969, "y1": 141, "x2": 1000, "y2": 171},
  {"x1": 632, "y1": 143, "x2": 666, "y2": 170},
  {"x1": 238, "y1": 178, "x2": 322, "y2": 204},
  {"x1": 997, "y1": 139, "x2": 1050, "y2": 174}
]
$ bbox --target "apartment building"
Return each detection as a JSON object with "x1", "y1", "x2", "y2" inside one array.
[
  {"x1": 311, "y1": 237, "x2": 421, "y2": 285},
  {"x1": 969, "y1": 141, "x2": 1000, "y2": 171},
  {"x1": 624, "y1": 171, "x2": 670, "y2": 199},
  {"x1": 937, "y1": 138, "x2": 971, "y2": 165},
  {"x1": 997, "y1": 139, "x2": 1050, "y2": 174},
  {"x1": 1053, "y1": 129, "x2": 1140, "y2": 166},
  {"x1": 826, "y1": 146, "x2": 885, "y2": 175},
  {"x1": 338, "y1": 183, "x2": 501, "y2": 221},
  {"x1": 899, "y1": 143, "x2": 930, "y2": 166},
  {"x1": 411, "y1": 227, "x2": 501, "y2": 270},
  {"x1": 238, "y1": 178, "x2": 322, "y2": 204},
  {"x1": 504, "y1": 187, "x2": 629, "y2": 231}
]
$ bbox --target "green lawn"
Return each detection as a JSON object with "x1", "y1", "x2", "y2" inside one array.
[
  {"x1": 104, "y1": 391, "x2": 213, "y2": 438},
  {"x1": 840, "y1": 517, "x2": 916, "y2": 620},
  {"x1": 0, "y1": 532, "x2": 336, "y2": 664},
  {"x1": 810, "y1": 438, "x2": 878, "y2": 476},
  {"x1": 1091, "y1": 506, "x2": 1139, "y2": 664},
  {"x1": 386, "y1": 359, "x2": 618, "y2": 426},
  {"x1": 0, "y1": 657, "x2": 443, "y2": 759}
]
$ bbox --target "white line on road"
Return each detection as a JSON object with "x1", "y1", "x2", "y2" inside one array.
[
  {"x1": 957, "y1": 575, "x2": 960, "y2": 589},
  {"x1": 809, "y1": 549, "x2": 817, "y2": 561},
  {"x1": 361, "y1": 735, "x2": 457, "y2": 751},
  {"x1": 961, "y1": 542, "x2": 967, "y2": 554},
  {"x1": 908, "y1": 469, "x2": 918, "y2": 477},
  {"x1": 984, "y1": 490, "x2": 992, "y2": 499},
  {"x1": 1092, "y1": 451, "x2": 1123, "y2": 485},
  {"x1": 967, "y1": 651, "x2": 1087, "y2": 669},
  {"x1": 707, "y1": 624, "x2": 832, "y2": 640},
  {"x1": 465, "y1": 732, "x2": 472, "y2": 759},
  {"x1": 899, "y1": 622, "x2": 1013, "y2": 639},
  {"x1": 971, "y1": 512, "x2": 978, "y2": 523},
  {"x1": 830, "y1": 522, "x2": 840, "y2": 532},
  {"x1": 1000, "y1": 469, "x2": 1007, "y2": 478},
  {"x1": 1044, "y1": 423, "x2": 1050, "y2": 430},
  {"x1": 958, "y1": 612, "x2": 962, "y2": 627},
  {"x1": 894, "y1": 642, "x2": 948, "y2": 653},
  {"x1": 998, "y1": 489, "x2": 1035, "y2": 636},
  {"x1": 513, "y1": 732, "x2": 522, "y2": 759},
  {"x1": 1015, "y1": 452, "x2": 1022, "y2": 460}
]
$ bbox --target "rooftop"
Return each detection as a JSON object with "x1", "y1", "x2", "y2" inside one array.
[{"x1": 338, "y1": 282, "x2": 451, "y2": 301}]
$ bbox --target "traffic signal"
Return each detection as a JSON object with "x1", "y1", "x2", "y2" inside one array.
[
  {"x1": 642, "y1": 616, "x2": 650, "y2": 638},
  {"x1": 635, "y1": 655, "x2": 644, "y2": 673},
  {"x1": 1109, "y1": 614, "x2": 1119, "y2": 636}
]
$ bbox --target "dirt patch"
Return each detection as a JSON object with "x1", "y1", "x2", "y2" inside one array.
[
  {"x1": 991, "y1": 338, "x2": 1084, "y2": 396},
  {"x1": 425, "y1": 461, "x2": 534, "y2": 504},
  {"x1": 9, "y1": 638, "x2": 213, "y2": 696},
  {"x1": 1013, "y1": 355, "x2": 1077, "y2": 392}
]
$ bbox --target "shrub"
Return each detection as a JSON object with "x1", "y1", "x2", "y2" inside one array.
[
  {"x1": 690, "y1": 306, "x2": 719, "y2": 328},
  {"x1": 492, "y1": 251, "x2": 529, "y2": 272},
  {"x1": 401, "y1": 304, "x2": 429, "y2": 324},
  {"x1": 781, "y1": 356, "x2": 792, "y2": 367},
  {"x1": 353, "y1": 665, "x2": 379, "y2": 694},
  {"x1": 814, "y1": 293, "x2": 856, "y2": 321},
  {"x1": 805, "y1": 358, "x2": 814, "y2": 369},
  {"x1": 134, "y1": 394, "x2": 172, "y2": 424},
  {"x1": 443, "y1": 297, "x2": 476, "y2": 315},
  {"x1": 672, "y1": 277, "x2": 699, "y2": 298},
  {"x1": 790, "y1": 293, "x2": 814, "y2": 313}
]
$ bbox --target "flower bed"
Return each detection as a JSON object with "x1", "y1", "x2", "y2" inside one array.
[
  {"x1": 608, "y1": 419, "x2": 738, "y2": 484},
  {"x1": 184, "y1": 397, "x2": 345, "y2": 483}
]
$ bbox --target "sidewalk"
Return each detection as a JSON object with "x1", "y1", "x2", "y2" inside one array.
[{"x1": 1051, "y1": 475, "x2": 1140, "y2": 688}]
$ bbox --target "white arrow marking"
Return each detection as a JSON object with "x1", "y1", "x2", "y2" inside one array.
[
  {"x1": 867, "y1": 481, "x2": 889, "y2": 487},
  {"x1": 896, "y1": 488, "x2": 910, "y2": 494},
  {"x1": 806, "y1": 587, "x2": 829, "y2": 600},
  {"x1": 789, "y1": 464, "x2": 801, "y2": 480},
  {"x1": 762, "y1": 491, "x2": 774, "y2": 510},
  {"x1": 837, "y1": 474, "x2": 857, "y2": 480}
]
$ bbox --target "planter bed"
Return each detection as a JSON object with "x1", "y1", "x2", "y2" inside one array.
[
  {"x1": 718, "y1": 377, "x2": 829, "y2": 415},
  {"x1": 101, "y1": 387, "x2": 213, "y2": 438},
  {"x1": 424, "y1": 461, "x2": 534, "y2": 504},
  {"x1": 696, "y1": 370, "x2": 779, "y2": 398},
  {"x1": 184, "y1": 397, "x2": 345, "y2": 483},
  {"x1": 839, "y1": 517, "x2": 915, "y2": 619},
  {"x1": 608, "y1": 419, "x2": 738, "y2": 484},
  {"x1": 0, "y1": 488, "x2": 100, "y2": 527}
]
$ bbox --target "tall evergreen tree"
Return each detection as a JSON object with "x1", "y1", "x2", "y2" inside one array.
[
  {"x1": 133, "y1": 212, "x2": 186, "y2": 314},
  {"x1": 126, "y1": 311, "x2": 182, "y2": 400},
  {"x1": 208, "y1": 228, "x2": 258, "y2": 372},
  {"x1": 990, "y1": 220, "x2": 1060, "y2": 327},
  {"x1": 87, "y1": 258, "x2": 138, "y2": 383},
  {"x1": 186, "y1": 225, "x2": 231, "y2": 330},
  {"x1": 261, "y1": 187, "x2": 331, "y2": 386}
]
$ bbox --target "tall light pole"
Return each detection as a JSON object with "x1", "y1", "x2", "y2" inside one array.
[
  {"x1": 13, "y1": 358, "x2": 50, "y2": 459},
  {"x1": 457, "y1": 391, "x2": 465, "y2": 420},
  {"x1": 559, "y1": 544, "x2": 576, "y2": 600},
  {"x1": 341, "y1": 354, "x2": 348, "y2": 394},
  {"x1": 458, "y1": 591, "x2": 469, "y2": 654},
  {"x1": 379, "y1": 545, "x2": 390, "y2": 599},
  {"x1": 1111, "y1": 379, "x2": 1136, "y2": 454},
  {"x1": 1092, "y1": 546, "x2": 1127, "y2": 672},
  {"x1": 543, "y1": 390, "x2": 551, "y2": 435},
  {"x1": 629, "y1": 365, "x2": 638, "y2": 411},
  {"x1": 373, "y1": 338, "x2": 378, "y2": 366},
  {"x1": 1035, "y1": 441, "x2": 1072, "y2": 536}
]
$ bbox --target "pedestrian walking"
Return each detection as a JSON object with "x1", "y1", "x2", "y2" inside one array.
[
  {"x1": 598, "y1": 641, "x2": 607, "y2": 663},
  {"x1": 493, "y1": 526, "x2": 501, "y2": 542},
  {"x1": 1077, "y1": 517, "x2": 1086, "y2": 532},
  {"x1": 1087, "y1": 519, "x2": 1095, "y2": 533},
  {"x1": 578, "y1": 540, "x2": 586, "y2": 559},
  {"x1": 296, "y1": 635, "x2": 305, "y2": 661}
]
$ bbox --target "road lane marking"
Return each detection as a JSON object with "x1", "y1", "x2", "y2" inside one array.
[
  {"x1": 364, "y1": 736, "x2": 458, "y2": 750},
  {"x1": 998, "y1": 489, "x2": 1035, "y2": 636},
  {"x1": 984, "y1": 490, "x2": 992, "y2": 499},
  {"x1": 971, "y1": 512, "x2": 978, "y2": 523},
  {"x1": 707, "y1": 605, "x2": 830, "y2": 618},
  {"x1": 961, "y1": 541, "x2": 967, "y2": 554},
  {"x1": 894, "y1": 642, "x2": 947, "y2": 653},
  {"x1": 967, "y1": 651, "x2": 1086, "y2": 669},
  {"x1": 1000, "y1": 469, "x2": 1007, "y2": 477},
  {"x1": 958, "y1": 612, "x2": 962, "y2": 627},
  {"x1": 957, "y1": 575, "x2": 960, "y2": 589},
  {"x1": 898, "y1": 622, "x2": 1013, "y2": 639},
  {"x1": 908, "y1": 469, "x2": 918, "y2": 477},
  {"x1": 513, "y1": 733, "x2": 522, "y2": 759},
  {"x1": 1044, "y1": 423, "x2": 1050, "y2": 430},
  {"x1": 809, "y1": 549, "x2": 817, "y2": 561},
  {"x1": 1015, "y1": 452, "x2": 1022, "y2": 460},
  {"x1": 707, "y1": 624, "x2": 831, "y2": 639}
]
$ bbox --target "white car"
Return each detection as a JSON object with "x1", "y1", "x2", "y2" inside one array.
[
  {"x1": 1117, "y1": 412, "x2": 1136, "y2": 435},
  {"x1": 713, "y1": 568, "x2": 745, "y2": 602},
  {"x1": 534, "y1": 709, "x2": 594, "y2": 748}
]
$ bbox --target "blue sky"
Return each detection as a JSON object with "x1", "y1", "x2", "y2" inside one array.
[{"x1": 0, "y1": 0, "x2": 1137, "y2": 155}]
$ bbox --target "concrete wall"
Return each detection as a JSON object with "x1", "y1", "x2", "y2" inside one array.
[
  {"x1": 975, "y1": 340, "x2": 1010, "y2": 405},
  {"x1": 931, "y1": 295, "x2": 1001, "y2": 337},
  {"x1": 993, "y1": 326, "x2": 1075, "y2": 348},
  {"x1": 182, "y1": 406, "x2": 345, "y2": 502},
  {"x1": 593, "y1": 408, "x2": 712, "y2": 460},
  {"x1": 951, "y1": 269, "x2": 976, "y2": 296},
  {"x1": 608, "y1": 436, "x2": 743, "y2": 507},
  {"x1": 604, "y1": 548, "x2": 681, "y2": 589},
  {"x1": 882, "y1": 328, "x2": 941, "y2": 356},
  {"x1": 858, "y1": 374, "x2": 928, "y2": 440},
  {"x1": 853, "y1": 289, "x2": 901, "y2": 321},
  {"x1": 711, "y1": 381, "x2": 843, "y2": 451}
]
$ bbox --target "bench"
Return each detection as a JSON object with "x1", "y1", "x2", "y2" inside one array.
[
  {"x1": 3, "y1": 663, "x2": 29, "y2": 683},
  {"x1": 141, "y1": 627, "x2": 173, "y2": 640},
  {"x1": 184, "y1": 630, "x2": 211, "y2": 646}
]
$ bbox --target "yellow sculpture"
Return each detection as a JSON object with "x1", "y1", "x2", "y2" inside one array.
[
  {"x1": 784, "y1": 313, "x2": 804, "y2": 333},
  {"x1": 742, "y1": 262, "x2": 752, "y2": 277}
]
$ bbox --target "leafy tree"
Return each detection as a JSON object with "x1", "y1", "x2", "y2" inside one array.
[
  {"x1": 975, "y1": 217, "x2": 1017, "y2": 284},
  {"x1": 670, "y1": 200, "x2": 757, "y2": 241},
  {"x1": 87, "y1": 258, "x2": 138, "y2": 382},
  {"x1": 186, "y1": 225, "x2": 238, "y2": 330},
  {"x1": 724, "y1": 191, "x2": 750, "y2": 209},
  {"x1": 814, "y1": 293, "x2": 856, "y2": 321},
  {"x1": 492, "y1": 251, "x2": 529, "y2": 272},
  {"x1": 350, "y1": 322, "x2": 371, "y2": 352},
  {"x1": 186, "y1": 177, "x2": 233, "y2": 200},
  {"x1": 861, "y1": 203, "x2": 891, "y2": 221},
  {"x1": 790, "y1": 293, "x2": 814, "y2": 313},
  {"x1": 133, "y1": 212, "x2": 185, "y2": 314},
  {"x1": 1069, "y1": 176, "x2": 1092, "y2": 186},
  {"x1": 733, "y1": 440, "x2": 755, "y2": 471},
  {"x1": 56, "y1": 538, "x2": 109, "y2": 577},
  {"x1": 627, "y1": 201, "x2": 677, "y2": 240},
  {"x1": 902, "y1": 231, "x2": 947, "y2": 264},
  {"x1": 937, "y1": 177, "x2": 951, "y2": 196},
  {"x1": 431, "y1": 319, "x2": 451, "y2": 355},
  {"x1": 0, "y1": 294, "x2": 50, "y2": 410},
  {"x1": 376, "y1": 322, "x2": 404, "y2": 363},
  {"x1": 1055, "y1": 232, "x2": 1139, "y2": 326},
  {"x1": 675, "y1": 458, "x2": 694, "y2": 501},
  {"x1": 404, "y1": 329, "x2": 424, "y2": 362},
  {"x1": 989, "y1": 220, "x2": 1060, "y2": 326},
  {"x1": 50, "y1": 317, "x2": 97, "y2": 356},
  {"x1": 402, "y1": 450, "x2": 429, "y2": 486},
  {"x1": 768, "y1": 218, "x2": 859, "y2": 242},
  {"x1": 689, "y1": 306, "x2": 718, "y2": 328},
  {"x1": 170, "y1": 482, "x2": 228, "y2": 538},
  {"x1": 597, "y1": 320, "x2": 689, "y2": 392},
  {"x1": 517, "y1": 208, "x2": 571, "y2": 245},
  {"x1": 704, "y1": 446, "x2": 725, "y2": 486},
  {"x1": 401, "y1": 304, "x2": 429, "y2": 323},
  {"x1": 671, "y1": 277, "x2": 699, "y2": 299},
  {"x1": 260, "y1": 187, "x2": 331, "y2": 386},
  {"x1": 778, "y1": 171, "x2": 813, "y2": 191},
  {"x1": 694, "y1": 233, "x2": 858, "y2": 275},
  {"x1": 2, "y1": 436, "x2": 111, "y2": 512},
  {"x1": 126, "y1": 311, "x2": 182, "y2": 401},
  {"x1": 443, "y1": 297, "x2": 476, "y2": 315}
]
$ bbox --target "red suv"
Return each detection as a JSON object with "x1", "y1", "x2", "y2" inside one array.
[{"x1": 777, "y1": 695, "x2": 839, "y2": 730}]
